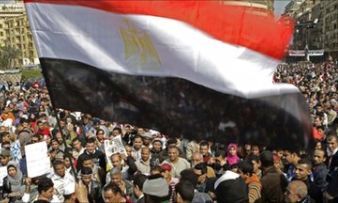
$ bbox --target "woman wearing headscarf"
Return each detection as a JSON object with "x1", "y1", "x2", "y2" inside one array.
[
  {"x1": 2, "y1": 161, "x2": 24, "y2": 202},
  {"x1": 226, "y1": 143, "x2": 240, "y2": 166}
]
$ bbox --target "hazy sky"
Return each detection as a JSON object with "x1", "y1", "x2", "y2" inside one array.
[{"x1": 274, "y1": 0, "x2": 292, "y2": 16}]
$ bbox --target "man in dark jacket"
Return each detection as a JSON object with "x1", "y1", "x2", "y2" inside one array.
[
  {"x1": 150, "y1": 139, "x2": 164, "y2": 167},
  {"x1": 77, "y1": 138, "x2": 106, "y2": 172},
  {"x1": 133, "y1": 174, "x2": 147, "y2": 203},
  {"x1": 193, "y1": 163, "x2": 216, "y2": 194},
  {"x1": 260, "y1": 151, "x2": 288, "y2": 203},
  {"x1": 312, "y1": 148, "x2": 328, "y2": 202},
  {"x1": 214, "y1": 169, "x2": 248, "y2": 203},
  {"x1": 80, "y1": 167, "x2": 102, "y2": 203},
  {"x1": 325, "y1": 135, "x2": 338, "y2": 202},
  {"x1": 292, "y1": 159, "x2": 318, "y2": 202}
]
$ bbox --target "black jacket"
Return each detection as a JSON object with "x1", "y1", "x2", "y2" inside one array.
[
  {"x1": 86, "y1": 180, "x2": 102, "y2": 203},
  {"x1": 215, "y1": 171, "x2": 248, "y2": 203},
  {"x1": 300, "y1": 195, "x2": 315, "y2": 203},
  {"x1": 196, "y1": 177, "x2": 216, "y2": 194},
  {"x1": 150, "y1": 149, "x2": 164, "y2": 167},
  {"x1": 312, "y1": 163, "x2": 328, "y2": 202},
  {"x1": 327, "y1": 151, "x2": 338, "y2": 200},
  {"x1": 77, "y1": 150, "x2": 106, "y2": 171},
  {"x1": 328, "y1": 151, "x2": 338, "y2": 172}
]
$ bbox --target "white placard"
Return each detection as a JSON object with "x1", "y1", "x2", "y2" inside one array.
[
  {"x1": 104, "y1": 135, "x2": 127, "y2": 165},
  {"x1": 25, "y1": 141, "x2": 51, "y2": 178},
  {"x1": 0, "y1": 167, "x2": 7, "y2": 187}
]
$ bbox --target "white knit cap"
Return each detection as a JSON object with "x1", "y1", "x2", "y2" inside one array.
[{"x1": 143, "y1": 177, "x2": 169, "y2": 197}]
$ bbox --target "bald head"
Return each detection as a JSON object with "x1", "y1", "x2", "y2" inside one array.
[
  {"x1": 191, "y1": 152, "x2": 203, "y2": 167},
  {"x1": 285, "y1": 181, "x2": 308, "y2": 203}
]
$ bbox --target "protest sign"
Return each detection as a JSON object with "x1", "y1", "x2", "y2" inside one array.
[
  {"x1": 104, "y1": 135, "x2": 127, "y2": 166},
  {"x1": 0, "y1": 166, "x2": 7, "y2": 187},
  {"x1": 25, "y1": 141, "x2": 51, "y2": 178}
]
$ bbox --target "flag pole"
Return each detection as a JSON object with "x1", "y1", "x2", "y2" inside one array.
[
  {"x1": 49, "y1": 106, "x2": 78, "y2": 181},
  {"x1": 39, "y1": 67, "x2": 78, "y2": 181}
]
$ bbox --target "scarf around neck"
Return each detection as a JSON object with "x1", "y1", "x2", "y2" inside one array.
[{"x1": 7, "y1": 161, "x2": 23, "y2": 192}]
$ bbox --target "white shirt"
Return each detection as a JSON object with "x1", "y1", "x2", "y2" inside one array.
[
  {"x1": 327, "y1": 147, "x2": 338, "y2": 157},
  {"x1": 73, "y1": 147, "x2": 85, "y2": 159},
  {"x1": 163, "y1": 157, "x2": 190, "y2": 178},
  {"x1": 132, "y1": 148, "x2": 141, "y2": 161},
  {"x1": 51, "y1": 172, "x2": 75, "y2": 202},
  {"x1": 135, "y1": 158, "x2": 151, "y2": 175},
  {"x1": 22, "y1": 194, "x2": 60, "y2": 203}
]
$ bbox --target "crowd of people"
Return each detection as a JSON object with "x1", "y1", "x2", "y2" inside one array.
[{"x1": 0, "y1": 60, "x2": 337, "y2": 203}]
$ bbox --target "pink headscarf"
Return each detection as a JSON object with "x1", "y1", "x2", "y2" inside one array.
[{"x1": 226, "y1": 143, "x2": 240, "y2": 166}]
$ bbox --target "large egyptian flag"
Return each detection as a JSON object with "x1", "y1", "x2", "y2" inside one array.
[{"x1": 25, "y1": 0, "x2": 312, "y2": 149}]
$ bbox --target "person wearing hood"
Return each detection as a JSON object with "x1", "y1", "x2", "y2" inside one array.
[{"x1": 2, "y1": 162, "x2": 24, "y2": 202}]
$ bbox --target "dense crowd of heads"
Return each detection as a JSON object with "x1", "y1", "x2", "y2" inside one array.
[{"x1": 0, "y1": 61, "x2": 337, "y2": 203}]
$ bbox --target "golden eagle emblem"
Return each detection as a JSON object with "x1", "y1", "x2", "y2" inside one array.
[{"x1": 119, "y1": 19, "x2": 161, "y2": 70}]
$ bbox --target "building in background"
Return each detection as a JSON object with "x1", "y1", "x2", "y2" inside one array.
[
  {"x1": 5, "y1": 14, "x2": 38, "y2": 66},
  {"x1": 284, "y1": 0, "x2": 338, "y2": 61},
  {"x1": 284, "y1": 0, "x2": 305, "y2": 18},
  {"x1": 221, "y1": 0, "x2": 274, "y2": 13},
  {"x1": 322, "y1": 0, "x2": 338, "y2": 59},
  {"x1": 0, "y1": 0, "x2": 39, "y2": 67},
  {"x1": 291, "y1": 0, "x2": 322, "y2": 50},
  {"x1": 0, "y1": 1, "x2": 24, "y2": 46}
]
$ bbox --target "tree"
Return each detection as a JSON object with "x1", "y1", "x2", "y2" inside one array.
[{"x1": 0, "y1": 45, "x2": 20, "y2": 70}]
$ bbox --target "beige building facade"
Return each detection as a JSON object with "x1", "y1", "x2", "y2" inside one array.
[
  {"x1": 0, "y1": 1, "x2": 38, "y2": 66},
  {"x1": 0, "y1": 2, "x2": 25, "y2": 46}
]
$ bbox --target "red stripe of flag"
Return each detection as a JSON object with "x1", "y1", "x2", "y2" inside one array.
[{"x1": 24, "y1": 0, "x2": 293, "y2": 59}]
